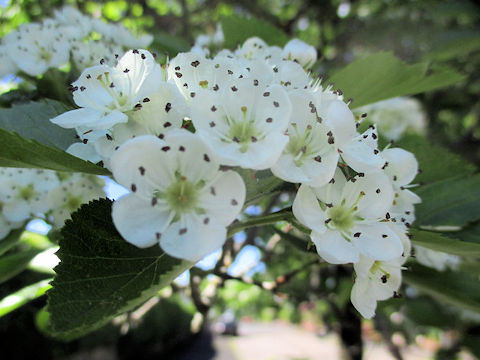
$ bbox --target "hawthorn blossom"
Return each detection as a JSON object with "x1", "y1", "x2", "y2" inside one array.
[
  {"x1": 190, "y1": 79, "x2": 292, "y2": 169},
  {"x1": 271, "y1": 89, "x2": 339, "y2": 186},
  {"x1": 51, "y1": 49, "x2": 163, "y2": 142},
  {"x1": 110, "y1": 130, "x2": 246, "y2": 261},
  {"x1": 2, "y1": 23, "x2": 70, "y2": 76},
  {"x1": 356, "y1": 97, "x2": 427, "y2": 141},
  {"x1": 0, "y1": 168, "x2": 59, "y2": 222},
  {"x1": 46, "y1": 173, "x2": 105, "y2": 228},
  {"x1": 382, "y1": 147, "x2": 421, "y2": 226},
  {"x1": 0, "y1": 213, "x2": 23, "y2": 240},
  {"x1": 351, "y1": 224, "x2": 411, "y2": 318},
  {"x1": 413, "y1": 245, "x2": 460, "y2": 272},
  {"x1": 293, "y1": 169, "x2": 403, "y2": 264}
]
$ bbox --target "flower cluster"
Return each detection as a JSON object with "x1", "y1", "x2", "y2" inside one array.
[
  {"x1": 0, "y1": 168, "x2": 105, "y2": 238},
  {"x1": 0, "y1": 6, "x2": 152, "y2": 78},
  {"x1": 49, "y1": 34, "x2": 420, "y2": 318}
]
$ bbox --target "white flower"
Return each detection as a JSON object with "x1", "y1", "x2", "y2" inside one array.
[
  {"x1": 51, "y1": 49, "x2": 163, "y2": 140},
  {"x1": 110, "y1": 130, "x2": 246, "y2": 261},
  {"x1": 92, "y1": 20, "x2": 153, "y2": 49},
  {"x1": 382, "y1": 147, "x2": 421, "y2": 226},
  {"x1": 351, "y1": 224, "x2": 410, "y2": 318},
  {"x1": 46, "y1": 173, "x2": 105, "y2": 228},
  {"x1": 0, "y1": 45, "x2": 17, "y2": 77},
  {"x1": 283, "y1": 39, "x2": 317, "y2": 68},
  {"x1": 293, "y1": 169, "x2": 403, "y2": 264},
  {"x1": 271, "y1": 89, "x2": 339, "y2": 186},
  {"x1": 413, "y1": 245, "x2": 460, "y2": 272},
  {"x1": 356, "y1": 97, "x2": 427, "y2": 141},
  {"x1": 0, "y1": 168, "x2": 59, "y2": 222},
  {"x1": 53, "y1": 6, "x2": 92, "y2": 39},
  {"x1": 93, "y1": 82, "x2": 188, "y2": 168},
  {"x1": 3, "y1": 23, "x2": 70, "y2": 76},
  {"x1": 190, "y1": 78, "x2": 292, "y2": 169}
]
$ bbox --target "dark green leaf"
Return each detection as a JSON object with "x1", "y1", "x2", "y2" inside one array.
[
  {"x1": 0, "y1": 249, "x2": 42, "y2": 284},
  {"x1": 0, "y1": 228, "x2": 24, "y2": 256},
  {"x1": 410, "y1": 229, "x2": 480, "y2": 257},
  {"x1": 0, "y1": 128, "x2": 110, "y2": 175},
  {"x1": 0, "y1": 99, "x2": 77, "y2": 151},
  {"x1": 414, "y1": 174, "x2": 480, "y2": 227},
  {"x1": 328, "y1": 52, "x2": 465, "y2": 108},
  {"x1": 394, "y1": 134, "x2": 476, "y2": 184},
  {"x1": 221, "y1": 15, "x2": 288, "y2": 49},
  {"x1": 47, "y1": 199, "x2": 194, "y2": 340},
  {"x1": 404, "y1": 263, "x2": 480, "y2": 314}
]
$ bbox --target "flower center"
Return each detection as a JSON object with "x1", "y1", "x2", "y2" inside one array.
[
  {"x1": 328, "y1": 205, "x2": 355, "y2": 232},
  {"x1": 66, "y1": 196, "x2": 82, "y2": 211},
  {"x1": 18, "y1": 184, "x2": 37, "y2": 201},
  {"x1": 164, "y1": 176, "x2": 199, "y2": 213}
]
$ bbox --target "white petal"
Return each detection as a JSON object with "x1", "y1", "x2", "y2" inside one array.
[
  {"x1": 161, "y1": 214, "x2": 226, "y2": 261},
  {"x1": 112, "y1": 194, "x2": 171, "y2": 248},
  {"x1": 292, "y1": 185, "x2": 328, "y2": 234},
  {"x1": 344, "y1": 172, "x2": 394, "y2": 219},
  {"x1": 111, "y1": 135, "x2": 174, "y2": 196},
  {"x1": 318, "y1": 100, "x2": 356, "y2": 147},
  {"x1": 114, "y1": 49, "x2": 163, "y2": 102},
  {"x1": 341, "y1": 140, "x2": 384, "y2": 173},
  {"x1": 302, "y1": 150, "x2": 339, "y2": 187},
  {"x1": 198, "y1": 170, "x2": 246, "y2": 226},
  {"x1": 166, "y1": 129, "x2": 220, "y2": 182},
  {"x1": 311, "y1": 168, "x2": 347, "y2": 205},
  {"x1": 351, "y1": 223, "x2": 404, "y2": 261},
  {"x1": 3, "y1": 201, "x2": 31, "y2": 222},
  {"x1": 66, "y1": 142, "x2": 102, "y2": 163},
  {"x1": 351, "y1": 278, "x2": 377, "y2": 319},
  {"x1": 311, "y1": 230, "x2": 359, "y2": 264},
  {"x1": 382, "y1": 148, "x2": 418, "y2": 186},
  {"x1": 254, "y1": 84, "x2": 292, "y2": 134}
]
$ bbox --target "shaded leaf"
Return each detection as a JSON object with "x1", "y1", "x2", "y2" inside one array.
[
  {"x1": 0, "y1": 128, "x2": 110, "y2": 175},
  {"x1": 0, "y1": 249, "x2": 42, "y2": 284},
  {"x1": 47, "y1": 199, "x2": 194, "y2": 341},
  {"x1": 0, "y1": 228, "x2": 24, "y2": 256},
  {"x1": 328, "y1": 52, "x2": 465, "y2": 108},
  {"x1": 404, "y1": 263, "x2": 480, "y2": 314},
  {"x1": 0, "y1": 99, "x2": 77, "y2": 150},
  {"x1": 410, "y1": 229, "x2": 480, "y2": 257},
  {"x1": 394, "y1": 134, "x2": 476, "y2": 184},
  {"x1": 221, "y1": 15, "x2": 288, "y2": 49},
  {"x1": 414, "y1": 174, "x2": 480, "y2": 227}
]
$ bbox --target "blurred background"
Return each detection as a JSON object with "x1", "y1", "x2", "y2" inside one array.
[{"x1": 0, "y1": 0, "x2": 479, "y2": 359}]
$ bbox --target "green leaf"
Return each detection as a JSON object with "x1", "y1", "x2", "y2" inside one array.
[
  {"x1": 0, "y1": 228, "x2": 24, "y2": 256},
  {"x1": 0, "y1": 279, "x2": 52, "y2": 318},
  {"x1": 236, "y1": 168, "x2": 287, "y2": 207},
  {"x1": 0, "y1": 128, "x2": 110, "y2": 175},
  {"x1": 414, "y1": 174, "x2": 480, "y2": 227},
  {"x1": 0, "y1": 99, "x2": 77, "y2": 151},
  {"x1": 0, "y1": 249, "x2": 42, "y2": 284},
  {"x1": 404, "y1": 263, "x2": 480, "y2": 314},
  {"x1": 221, "y1": 15, "x2": 288, "y2": 49},
  {"x1": 394, "y1": 134, "x2": 476, "y2": 184},
  {"x1": 47, "y1": 198, "x2": 194, "y2": 341},
  {"x1": 328, "y1": 52, "x2": 465, "y2": 108},
  {"x1": 410, "y1": 229, "x2": 480, "y2": 257},
  {"x1": 151, "y1": 31, "x2": 191, "y2": 56},
  {"x1": 423, "y1": 32, "x2": 480, "y2": 62},
  {"x1": 271, "y1": 226, "x2": 310, "y2": 252}
]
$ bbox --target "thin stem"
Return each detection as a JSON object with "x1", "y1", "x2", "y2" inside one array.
[{"x1": 227, "y1": 207, "x2": 293, "y2": 238}]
